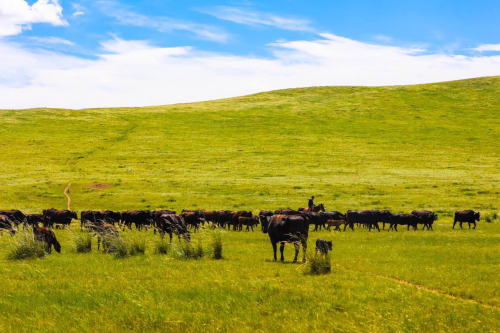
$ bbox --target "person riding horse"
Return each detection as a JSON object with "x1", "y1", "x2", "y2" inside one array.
[{"x1": 308, "y1": 196, "x2": 315, "y2": 211}]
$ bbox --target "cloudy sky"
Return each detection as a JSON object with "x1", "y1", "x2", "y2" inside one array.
[{"x1": 1, "y1": 0, "x2": 500, "y2": 109}]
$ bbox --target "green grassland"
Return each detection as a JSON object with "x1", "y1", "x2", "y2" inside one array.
[{"x1": 0, "y1": 77, "x2": 499, "y2": 331}]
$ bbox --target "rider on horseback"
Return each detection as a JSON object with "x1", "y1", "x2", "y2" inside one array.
[{"x1": 308, "y1": 196, "x2": 315, "y2": 211}]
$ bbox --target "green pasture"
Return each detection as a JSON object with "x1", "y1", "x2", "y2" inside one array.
[{"x1": 0, "y1": 77, "x2": 499, "y2": 331}]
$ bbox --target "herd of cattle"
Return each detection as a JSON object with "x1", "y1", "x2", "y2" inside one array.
[{"x1": 0, "y1": 207, "x2": 481, "y2": 261}]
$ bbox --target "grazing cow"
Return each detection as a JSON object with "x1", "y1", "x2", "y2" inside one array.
[
  {"x1": 0, "y1": 215, "x2": 16, "y2": 236},
  {"x1": 388, "y1": 214, "x2": 420, "y2": 231},
  {"x1": 122, "y1": 210, "x2": 153, "y2": 231},
  {"x1": 344, "y1": 210, "x2": 381, "y2": 231},
  {"x1": 238, "y1": 216, "x2": 259, "y2": 231},
  {"x1": 92, "y1": 223, "x2": 119, "y2": 251},
  {"x1": 152, "y1": 210, "x2": 176, "y2": 233},
  {"x1": 43, "y1": 209, "x2": 77, "y2": 229},
  {"x1": 80, "y1": 210, "x2": 105, "y2": 230},
  {"x1": 200, "y1": 210, "x2": 219, "y2": 228},
  {"x1": 298, "y1": 203, "x2": 326, "y2": 213},
  {"x1": 0, "y1": 210, "x2": 26, "y2": 228},
  {"x1": 229, "y1": 211, "x2": 252, "y2": 231},
  {"x1": 25, "y1": 214, "x2": 43, "y2": 228},
  {"x1": 217, "y1": 210, "x2": 232, "y2": 229},
  {"x1": 274, "y1": 209, "x2": 303, "y2": 215},
  {"x1": 453, "y1": 210, "x2": 480, "y2": 229},
  {"x1": 181, "y1": 210, "x2": 203, "y2": 231},
  {"x1": 157, "y1": 214, "x2": 190, "y2": 243},
  {"x1": 32, "y1": 226, "x2": 61, "y2": 253},
  {"x1": 102, "y1": 210, "x2": 122, "y2": 225},
  {"x1": 411, "y1": 210, "x2": 438, "y2": 230},
  {"x1": 315, "y1": 238, "x2": 333, "y2": 256},
  {"x1": 263, "y1": 214, "x2": 309, "y2": 263},
  {"x1": 326, "y1": 219, "x2": 345, "y2": 231}
]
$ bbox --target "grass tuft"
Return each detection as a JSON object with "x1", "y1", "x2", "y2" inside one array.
[
  {"x1": 74, "y1": 232, "x2": 92, "y2": 253},
  {"x1": 211, "y1": 230, "x2": 223, "y2": 259},
  {"x1": 173, "y1": 239, "x2": 204, "y2": 260},
  {"x1": 154, "y1": 240, "x2": 170, "y2": 255},
  {"x1": 7, "y1": 232, "x2": 45, "y2": 260},
  {"x1": 129, "y1": 238, "x2": 146, "y2": 256},
  {"x1": 306, "y1": 253, "x2": 331, "y2": 275}
]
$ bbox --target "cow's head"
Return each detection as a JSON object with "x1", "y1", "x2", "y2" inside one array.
[
  {"x1": 262, "y1": 216, "x2": 272, "y2": 234},
  {"x1": 326, "y1": 240, "x2": 333, "y2": 250},
  {"x1": 53, "y1": 239, "x2": 61, "y2": 253},
  {"x1": 475, "y1": 212, "x2": 480, "y2": 221},
  {"x1": 70, "y1": 211, "x2": 78, "y2": 220},
  {"x1": 432, "y1": 213, "x2": 438, "y2": 221}
]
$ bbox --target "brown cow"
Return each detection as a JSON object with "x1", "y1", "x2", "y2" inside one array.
[
  {"x1": 32, "y1": 226, "x2": 61, "y2": 253},
  {"x1": 238, "y1": 216, "x2": 259, "y2": 231},
  {"x1": 326, "y1": 219, "x2": 345, "y2": 231}
]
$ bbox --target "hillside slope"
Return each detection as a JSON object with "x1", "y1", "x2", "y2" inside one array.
[{"x1": 0, "y1": 77, "x2": 499, "y2": 213}]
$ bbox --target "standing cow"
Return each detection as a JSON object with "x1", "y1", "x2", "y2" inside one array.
[
  {"x1": 263, "y1": 214, "x2": 309, "y2": 263},
  {"x1": 411, "y1": 210, "x2": 438, "y2": 230},
  {"x1": 43, "y1": 209, "x2": 77, "y2": 229},
  {"x1": 0, "y1": 215, "x2": 16, "y2": 236},
  {"x1": 453, "y1": 210, "x2": 480, "y2": 229}
]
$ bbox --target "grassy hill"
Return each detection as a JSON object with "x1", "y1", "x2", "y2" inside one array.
[{"x1": 0, "y1": 77, "x2": 499, "y2": 331}]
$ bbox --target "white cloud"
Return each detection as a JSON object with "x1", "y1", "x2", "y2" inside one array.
[
  {"x1": 98, "y1": 1, "x2": 229, "y2": 43},
  {"x1": 471, "y1": 43, "x2": 500, "y2": 52},
  {"x1": 29, "y1": 36, "x2": 74, "y2": 45},
  {"x1": 0, "y1": 0, "x2": 67, "y2": 36},
  {"x1": 1, "y1": 34, "x2": 500, "y2": 109},
  {"x1": 373, "y1": 35, "x2": 393, "y2": 43},
  {"x1": 202, "y1": 6, "x2": 314, "y2": 32}
]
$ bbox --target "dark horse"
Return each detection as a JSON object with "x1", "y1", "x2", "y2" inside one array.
[
  {"x1": 263, "y1": 214, "x2": 309, "y2": 263},
  {"x1": 298, "y1": 203, "x2": 325, "y2": 213}
]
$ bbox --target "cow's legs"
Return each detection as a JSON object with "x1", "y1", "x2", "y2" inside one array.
[
  {"x1": 302, "y1": 240, "x2": 307, "y2": 263},
  {"x1": 460, "y1": 222, "x2": 463, "y2": 229},
  {"x1": 473, "y1": 222, "x2": 476, "y2": 229},
  {"x1": 293, "y1": 242, "x2": 299, "y2": 263},
  {"x1": 97, "y1": 236, "x2": 101, "y2": 250},
  {"x1": 272, "y1": 242, "x2": 277, "y2": 261},
  {"x1": 169, "y1": 232, "x2": 173, "y2": 243},
  {"x1": 280, "y1": 242, "x2": 285, "y2": 262},
  {"x1": 394, "y1": 225, "x2": 398, "y2": 232}
]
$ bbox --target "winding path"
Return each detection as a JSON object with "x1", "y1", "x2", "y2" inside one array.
[{"x1": 63, "y1": 182, "x2": 72, "y2": 210}]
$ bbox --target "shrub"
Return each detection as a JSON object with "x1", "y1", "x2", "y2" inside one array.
[
  {"x1": 493, "y1": 212, "x2": 498, "y2": 220},
  {"x1": 107, "y1": 237, "x2": 129, "y2": 258},
  {"x1": 484, "y1": 214, "x2": 492, "y2": 223},
  {"x1": 7, "y1": 233, "x2": 45, "y2": 260},
  {"x1": 211, "y1": 231, "x2": 223, "y2": 259},
  {"x1": 129, "y1": 238, "x2": 146, "y2": 256},
  {"x1": 173, "y1": 239, "x2": 203, "y2": 260},
  {"x1": 75, "y1": 232, "x2": 92, "y2": 253},
  {"x1": 155, "y1": 240, "x2": 170, "y2": 255},
  {"x1": 306, "y1": 253, "x2": 331, "y2": 275}
]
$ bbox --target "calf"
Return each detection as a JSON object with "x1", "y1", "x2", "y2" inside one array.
[
  {"x1": 326, "y1": 219, "x2": 345, "y2": 231},
  {"x1": 238, "y1": 216, "x2": 259, "y2": 231},
  {"x1": 315, "y1": 238, "x2": 333, "y2": 256},
  {"x1": 32, "y1": 226, "x2": 61, "y2": 253}
]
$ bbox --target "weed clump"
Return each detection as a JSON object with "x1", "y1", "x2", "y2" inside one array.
[
  {"x1": 107, "y1": 237, "x2": 129, "y2": 258},
  {"x1": 129, "y1": 238, "x2": 146, "y2": 256},
  {"x1": 173, "y1": 240, "x2": 203, "y2": 260},
  {"x1": 155, "y1": 240, "x2": 170, "y2": 254},
  {"x1": 7, "y1": 232, "x2": 45, "y2": 260},
  {"x1": 211, "y1": 231, "x2": 223, "y2": 259},
  {"x1": 75, "y1": 232, "x2": 92, "y2": 253},
  {"x1": 306, "y1": 254, "x2": 331, "y2": 275}
]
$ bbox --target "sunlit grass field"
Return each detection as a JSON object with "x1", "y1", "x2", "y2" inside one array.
[{"x1": 0, "y1": 77, "x2": 499, "y2": 331}]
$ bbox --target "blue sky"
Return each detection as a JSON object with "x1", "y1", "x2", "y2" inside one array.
[{"x1": 1, "y1": 0, "x2": 500, "y2": 108}]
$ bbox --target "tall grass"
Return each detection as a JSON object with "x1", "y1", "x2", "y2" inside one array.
[
  {"x1": 74, "y1": 232, "x2": 92, "y2": 253},
  {"x1": 7, "y1": 232, "x2": 45, "y2": 260},
  {"x1": 129, "y1": 238, "x2": 146, "y2": 256},
  {"x1": 154, "y1": 240, "x2": 170, "y2": 255},
  {"x1": 172, "y1": 239, "x2": 204, "y2": 260},
  {"x1": 211, "y1": 230, "x2": 223, "y2": 259}
]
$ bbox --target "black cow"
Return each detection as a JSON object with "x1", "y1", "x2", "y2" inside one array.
[
  {"x1": 102, "y1": 210, "x2": 122, "y2": 225},
  {"x1": 25, "y1": 214, "x2": 43, "y2": 228},
  {"x1": 217, "y1": 210, "x2": 232, "y2": 229},
  {"x1": 388, "y1": 214, "x2": 420, "y2": 231},
  {"x1": 43, "y1": 209, "x2": 77, "y2": 229},
  {"x1": 411, "y1": 210, "x2": 438, "y2": 230},
  {"x1": 315, "y1": 238, "x2": 333, "y2": 256},
  {"x1": 200, "y1": 210, "x2": 219, "y2": 228},
  {"x1": 152, "y1": 210, "x2": 176, "y2": 233},
  {"x1": 263, "y1": 214, "x2": 309, "y2": 263},
  {"x1": 0, "y1": 210, "x2": 26, "y2": 228},
  {"x1": 157, "y1": 214, "x2": 190, "y2": 243},
  {"x1": 81, "y1": 210, "x2": 105, "y2": 230},
  {"x1": 0, "y1": 215, "x2": 16, "y2": 236},
  {"x1": 453, "y1": 210, "x2": 480, "y2": 229},
  {"x1": 181, "y1": 210, "x2": 203, "y2": 231},
  {"x1": 238, "y1": 216, "x2": 259, "y2": 231},
  {"x1": 258, "y1": 210, "x2": 273, "y2": 230},
  {"x1": 125, "y1": 210, "x2": 153, "y2": 231},
  {"x1": 32, "y1": 226, "x2": 61, "y2": 253},
  {"x1": 344, "y1": 210, "x2": 381, "y2": 231}
]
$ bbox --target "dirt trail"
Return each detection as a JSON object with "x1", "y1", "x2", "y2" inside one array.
[
  {"x1": 339, "y1": 266, "x2": 499, "y2": 311},
  {"x1": 63, "y1": 182, "x2": 72, "y2": 210}
]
